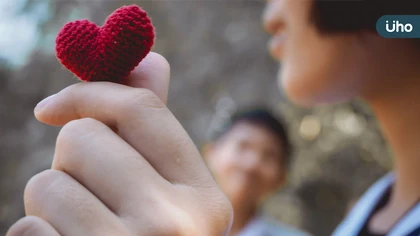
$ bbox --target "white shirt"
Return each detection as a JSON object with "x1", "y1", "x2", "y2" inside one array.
[
  {"x1": 238, "y1": 216, "x2": 311, "y2": 236},
  {"x1": 333, "y1": 173, "x2": 420, "y2": 236}
]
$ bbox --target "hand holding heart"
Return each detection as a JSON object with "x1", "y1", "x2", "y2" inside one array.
[{"x1": 6, "y1": 5, "x2": 233, "y2": 236}]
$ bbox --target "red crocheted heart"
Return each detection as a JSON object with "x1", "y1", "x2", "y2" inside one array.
[{"x1": 55, "y1": 5, "x2": 154, "y2": 83}]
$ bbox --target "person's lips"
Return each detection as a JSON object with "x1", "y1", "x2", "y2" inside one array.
[{"x1": 268, "y1": 33, "x2": 287, "y2": 61}]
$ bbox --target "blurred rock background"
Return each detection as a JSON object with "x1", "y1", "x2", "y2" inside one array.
[{"x1": 0, "y1": 1, "x2": 391, "y2": 235}]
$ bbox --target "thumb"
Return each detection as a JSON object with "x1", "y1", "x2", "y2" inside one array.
[{"x1": 125, "y1": 52, "x2": 170, "y2": 104}]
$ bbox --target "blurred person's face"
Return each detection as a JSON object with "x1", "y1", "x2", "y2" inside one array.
[
  {"x1": 204, "y1": 122, "x2": 285, "y2": 206},
  {"x1": 263, "y1": 0, "x2": 409, "y2": 106}
]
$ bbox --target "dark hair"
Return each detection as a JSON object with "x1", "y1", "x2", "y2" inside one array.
[
  {"x1": 311, "y1": 0, "x2": 420, "y2": 34},
  {"x1": 215, "y1": 108, "x2": 291, "y2": 167}
]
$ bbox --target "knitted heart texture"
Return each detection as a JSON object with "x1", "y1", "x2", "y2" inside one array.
[{"x1": 56, "y1": 5, "x2": 155, "y2": 83}]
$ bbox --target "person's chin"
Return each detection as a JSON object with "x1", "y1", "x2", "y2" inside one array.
[
  {"x1": 228, "y1": 182, "x2": 254, "y2": 196},
  {"x1": 231, "y1": 190, "x2": 258, "y2": 205},
  {"x1": 278, "y1": 68, "x2": 319, "y2": 107}
]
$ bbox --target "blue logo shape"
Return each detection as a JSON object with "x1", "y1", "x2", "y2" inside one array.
[{"x1": 377, "y1": 15, "x2": 420, "y2": 38}]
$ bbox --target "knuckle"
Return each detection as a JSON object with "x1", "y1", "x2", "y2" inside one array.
[
  {"x1": 24, "y1": 170, "x2": 65, "y2": 214},
  {"x1": 203, "y1": 192, "x2": 234, "y2": 236},
  {"x1": 216, "y1": 199, "x2": 234, "y2": 233},
  {"x1": 123, "y1": 88, "x2": 165, "y2": 111},
  {"x1": 54, "y1": 118, "x2": 105, "y2": 170},
  {"x1": 6, "y1": 216, "x2": 50, "y2": 236},
  {"x1": 157, "y1": 206, "x2": 198, "y2": 236},
  {"x1": 56, "y1": 118, "x2": 103, "y2": 148},
  {"x1": 155, "y1": 223, "x2": 183, "y2": 236},
  {"x1": 122, "y1": 207, "x2": 187, "y2": 236},
  {"x1": 156, "y1": 219, "x2": 191, "y2": 236}
]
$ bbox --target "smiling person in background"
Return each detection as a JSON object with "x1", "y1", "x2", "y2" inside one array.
[
  {"x1": 203, "y1": 108, "x2": 310, "y2": 236},
  {"x1": 6, "y1": 1, "x2": 420, "y2": 236}
]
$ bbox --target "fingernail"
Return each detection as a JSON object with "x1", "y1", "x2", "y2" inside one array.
[{"x1": 35, "y1": 94, "x2": 56, "y2": 111}]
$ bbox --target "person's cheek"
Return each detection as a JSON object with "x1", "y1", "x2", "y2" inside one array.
[
  {"x1": 275, "y1": 0, "x2": 334, "y2": 106},
  {"x1": 279, "y1": 34, "x2": 334, "y2": 107},
  {"x1": 217, "y1": 151, "x2": 238, "y2": 182}
]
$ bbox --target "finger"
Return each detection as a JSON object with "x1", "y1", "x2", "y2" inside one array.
[
  {"x1": 6, "y1": 216, "x2": 60, "y2": 236},
  {"x1": 125, "y1": 52, "x2": 170, "y2": 104},
  {"x1": 23, "y1": 170, "x2": 129, "y2": 235},
  {"x1": 51, "y1": 118, "x2": 167, "y2": 215},
  {"x1": 35, "y1": 83, "x2": 212, "y2": 187}
]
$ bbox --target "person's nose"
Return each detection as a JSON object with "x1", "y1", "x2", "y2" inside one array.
[
  {"x1": 262, "y1": 0, "x2": 286, "y2": 35},
  {"x1": 241, "y1": 151, "x2": 262, "y2": 174}
]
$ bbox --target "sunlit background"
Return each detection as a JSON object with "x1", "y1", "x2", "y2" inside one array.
[{"x1": 0, "y1": 1, "x2": 392, "y2": 235}]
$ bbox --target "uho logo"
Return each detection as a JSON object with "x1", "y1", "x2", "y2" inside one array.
[{"x1": 386, "y1": 20, "x2": 414, "y2": 33}]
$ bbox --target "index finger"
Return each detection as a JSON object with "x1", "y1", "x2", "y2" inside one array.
[{"x1": 34, "y1": 83, "x2": 213, "y2": 189}]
